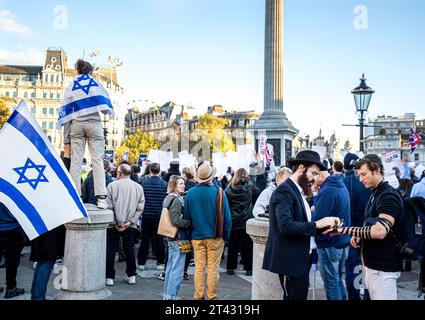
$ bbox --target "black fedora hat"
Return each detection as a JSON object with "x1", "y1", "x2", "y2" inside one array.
[{"x1": 288, "y1": 150, "x2": 328, "y2": 171}]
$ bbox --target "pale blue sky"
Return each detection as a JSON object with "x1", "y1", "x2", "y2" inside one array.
[{"x1": 1, "y1": 0, "x2": 424, "y2": 148}]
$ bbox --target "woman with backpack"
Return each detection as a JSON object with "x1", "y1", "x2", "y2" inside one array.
[
  {"x1": 225, "y1": 168, "x2": 254, "y2": 276},
  {"x1": 162, "y1": 175, "x2": 191, "y2": 300}
]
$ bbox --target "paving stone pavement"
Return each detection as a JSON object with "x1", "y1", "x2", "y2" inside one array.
[{"x1": 0, "y1": 245, "x2": 423, "y2": 300}]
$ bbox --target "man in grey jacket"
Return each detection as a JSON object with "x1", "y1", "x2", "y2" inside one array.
[
  {"x1": 253, "y1": 167, "x2": 292, "y2": 218},
  {"x1": 105, "y1": 164, "x2": 145, "y2": 286}
]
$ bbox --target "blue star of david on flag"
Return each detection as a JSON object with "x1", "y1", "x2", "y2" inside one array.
[
  {"x1": 13, "y1": 158, "x2": 49, "y2": 190},
  {"x1": 72, "y1": 74, "x2": 99, "y2": 95}
]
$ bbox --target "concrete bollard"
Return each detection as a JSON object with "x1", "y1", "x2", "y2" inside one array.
[
  {"x1": 246, "y1": 218, "x2": 283, "y2": 300},
  {"x1": 55, "y1": 204, "x2": 113, "y2": 300}
]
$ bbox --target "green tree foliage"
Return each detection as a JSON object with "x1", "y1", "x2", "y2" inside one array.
[
  {"x1": 195, "y1": 113, "x2": 235, "y2": 153},
  {"x1": 115, "y1": 130, "x2": 160, "y2": 164},
  {"x1": 0, "y1": 97, "x2": 12, "y2": 130}
]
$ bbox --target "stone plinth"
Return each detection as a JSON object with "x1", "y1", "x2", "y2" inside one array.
[
  {"x1": 55, "y1": 204, "x2": 113, "y2": 300},
  {"x1": 246, "y1": 218, "x2": 283, "y2": 300}
]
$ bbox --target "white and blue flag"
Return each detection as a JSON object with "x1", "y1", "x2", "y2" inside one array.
[
  {"x1": 57, "y1": 73, "x2": 114, "y2": 127},
  {"x1": 0, "y1": 100, "x2": 88, "y2": 240}
]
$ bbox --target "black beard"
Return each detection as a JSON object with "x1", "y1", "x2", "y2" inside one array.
[{"x1": 298, "y1": 171, "x2": 313, "y2": 197}]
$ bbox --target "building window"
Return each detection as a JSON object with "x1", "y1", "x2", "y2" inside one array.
[
  {"x1": 43, "y1": 93, "x2": 47, "y2": 98},
  {"x1": 45, "y1": 75, "x2": 49, "y2": 82},
  {"x1": 5, "y1": 91, "x2": 9, "y2": 97},
  {"x1": 42, "y1": 121, "x2": 47, "y2": 129},
  {"x1": 49, "y1": 121, "x2": 54, "y2": 129},
  {"x1": 56, "y1": 75, "x2": 60, "y2": 82},
  {"x1": 24, "y1": 92, "x2": 28, "y2": 98},
  {"x1": 57, "y1": 93, "x2": 60, "y2": 99},
  {"x1": 415, "y1": 154, "x2": 419, "y2": 161},
  {"x1": 49, "y1": 108, "x2": 54, "y2": 115},
  {"x1": 50, "y1": 75, "x2": 54, "y2": 82},
  {"x1": 31, "y1": 108, "x2": 35, "y2": 115},
  {"x1": 13, "y1": 92, "x2": 17, "y2": 97},
  {"x1": 42, "y1": 108, "x2": 47, "y2": 115},
  {"x1": 50, "y1": 93, "x2": 54, "y2": 99},
  {"x1": 56, "y1": 108, "x2": 60, "y2": 114},
  {"x1": 31, "y1": 92, "x2": 36, "y2": 98}
]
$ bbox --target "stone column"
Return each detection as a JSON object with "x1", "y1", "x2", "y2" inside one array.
[
  {"x1": 264, "y1": 0, "x2": 284, "y2": 114},
  {"x1": 255, "y1": 0, "x2": 298, "y2": 166},
  {"x1": 55, "y1": 204, "x2": 113, "y2": 300},
  {"x1": 246, "y1": 218, "x2": 283, "y2": 300}
]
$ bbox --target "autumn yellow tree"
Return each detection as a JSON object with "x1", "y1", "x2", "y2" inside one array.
[
  {"x1": 115, "y1": 130, "x2": 160, "y2": 164},
  {"x1": 194, "y1": 113, "x2": 235, "y2": 154},
  {"x1": 0, "y1": 97, "x2": 12, "y2": 129}
]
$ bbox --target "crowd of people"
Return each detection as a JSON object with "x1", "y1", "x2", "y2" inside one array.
[
  {"x1": 1, "y1": 60, "x2": 425, "y2": 301},
  {"x1": 1, "y1": 146, "x2": 425, "y2": 300}
]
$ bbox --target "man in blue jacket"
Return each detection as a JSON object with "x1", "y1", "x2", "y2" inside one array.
[
  {"x1": 184, "y1": 162, "x2": 232, "y2": 300},
  {"x1": 0, "y1": 202, "x2": 26, "y2": 298},
  {"x1": 343, "y1": 153, "x2": 371, "y2": 300},
  {"x1": 138, "y1": 163, "x2": 168, "y2": 270},
  {"x1": 313, "y1": 168, "x2": 351, "y2": 300}
]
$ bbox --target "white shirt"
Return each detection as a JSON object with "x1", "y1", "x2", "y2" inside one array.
[{"x1": 290, "y1": 177, "x2": 317, "y2": 254}]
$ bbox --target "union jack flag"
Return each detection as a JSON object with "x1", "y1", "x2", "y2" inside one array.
[
  {"x1": 408, "y1": 128, "x2": 422, "y2": 153},
  {"x1": 265, "y1": 143, "x2": 274, "y2": 165}
]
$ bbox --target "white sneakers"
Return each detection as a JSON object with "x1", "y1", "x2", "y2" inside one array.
[
  {"x1": 97, "y1": 197, "x2": 108, "y2": 209},
  {"x1": 126, "y1": 275, "x2": 136, "y2": 285},
  {"x1": 105, "y1": 276, "x2": 135, "y2": 285},
  {"x1": 156, "y1": 264, "x2": 165, "y2": 271},
  {"x1": 105, "y1": 278, "x2": 114, "y2": 286},
  {"x1": 137, "y1": 264, "x2": 145, "y2": 270}
]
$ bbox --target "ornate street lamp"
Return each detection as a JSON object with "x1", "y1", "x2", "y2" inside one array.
[
  {"x1": 352, "y1": 74, "x2": 374, "y2": 152},
  {"x1": 343, "y1": 74, "x2": 377, "y2": 152}
]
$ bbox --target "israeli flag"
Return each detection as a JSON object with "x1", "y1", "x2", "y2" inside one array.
[
  {"x1": 0, "y1": 100, "x2": 88, "y2": 240},
  {"x1": 57, "y1": 73, "x2": 114, "y2": 127}
]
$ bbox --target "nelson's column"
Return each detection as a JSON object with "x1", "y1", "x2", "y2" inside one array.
[
  {"x1": 254, "y1": 0, "x2": 298, "y2": 166},
  {"x1": 248, "y1": 0, "x2": 298, "y2": 300}
]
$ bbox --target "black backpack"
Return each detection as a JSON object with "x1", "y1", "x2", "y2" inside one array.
[{"x1": 393, "y1": 196, "x2": 425, "y2": 261}]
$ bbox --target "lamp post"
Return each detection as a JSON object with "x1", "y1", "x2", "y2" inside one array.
[
  {"x1": 351, "y1": 74, "x2": 375, "y2": 152},
  {"x1": 343, "y1": 74, "x2": 376, "y2": 153}
]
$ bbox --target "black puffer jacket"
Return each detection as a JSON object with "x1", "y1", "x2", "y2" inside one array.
[
  {"x1": 164, "y1": 162, "x2": 181, "y2": 183},
  {"x1": 225, "y1": 179, "x2": 254, "y2": 230}
]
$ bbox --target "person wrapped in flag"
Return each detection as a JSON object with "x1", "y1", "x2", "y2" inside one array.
[{"x1": 58, "y1": 59, "x2": 114, "y2": 209}]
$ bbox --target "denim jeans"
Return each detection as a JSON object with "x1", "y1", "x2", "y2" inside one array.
[
  {"x1": 31, "y1": 260, "x2": 56, "y2": 300},
  {"x1": 317, "y1": 246, "x2": 349, "y2": 300},
  {"x1": 345, "y1": 246, "x2": 370, "y2": 300},
  {"x1": 163, "y1": 240, "x2": 186, "y2": 300}
]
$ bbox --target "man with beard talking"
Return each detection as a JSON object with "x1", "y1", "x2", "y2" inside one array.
[{"x1": 263, "y1": 150, "x2": 342, "y2": 300}]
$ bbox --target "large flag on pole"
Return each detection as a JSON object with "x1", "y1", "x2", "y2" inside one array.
[
  {"x1": 408, "y1": 128, "x2": 421, "y2": 154},
  {"x1": 0, "y1": 100, "x2": 88, "y2": 240},
  {"x1": 57, "y1": 73, "x2": 114, "y2": 127}
]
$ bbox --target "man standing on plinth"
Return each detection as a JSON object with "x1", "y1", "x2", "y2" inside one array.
[{"x1": 58, "y1": 59, "x2": 114, "y2": 209}]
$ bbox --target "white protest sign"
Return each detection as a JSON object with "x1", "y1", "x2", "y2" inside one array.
[
  {"x1": 415, "y1": 165, "x2": 425, "y2": 179},
  {"x1": 356, "y1": 151, "x2": 365, "y2": 159},
  {"x1": 212, "y1": 153, "x2": 227, "y2": 177},
  {"x1": 312, "y1": 145, "x2": 326, "y2": 159},
  {"x1": 178, "y1": 150, "x2": 196, "y2": 170}
]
